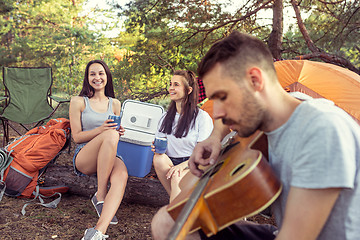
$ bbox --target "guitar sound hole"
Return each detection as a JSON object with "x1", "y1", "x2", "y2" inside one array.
[{"x1": 230, "y1": 163, "x2": 245, "y2": 176}]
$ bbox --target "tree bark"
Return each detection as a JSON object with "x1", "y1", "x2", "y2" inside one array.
[
  {"x1": 294, "y1": 52, "x2": 360, "y2": 74},
  {"x1": 42, "y1": 164, "x2": 169, "y2": 207},
  {"x1": 291, "y1": 0, "x2": 321, "y2": 53},
  {"x1": 290, "y1": 0, "x2": 360, "y2": 74},
  {"x1": 268, "y1": 0, "x2": 283, "y2": 59}
]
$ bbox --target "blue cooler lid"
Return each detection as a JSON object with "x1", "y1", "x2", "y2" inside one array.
[{"x1": 120, "y1": 100, "x2": 164, "y2": 146}]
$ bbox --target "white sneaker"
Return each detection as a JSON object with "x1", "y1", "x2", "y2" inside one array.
[{"x1": 81, "y1": 227, "x2": 109, "y2": 240}]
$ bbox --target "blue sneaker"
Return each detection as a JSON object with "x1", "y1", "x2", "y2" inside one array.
[
  {"x1": 91, "y1": 192, "x2": 118, "y2": 225},
  {"x1": 81, "y1": 227, "x2": 108, "y2": 240}
]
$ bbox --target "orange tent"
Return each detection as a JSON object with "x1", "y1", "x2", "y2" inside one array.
[
  {"x1": 200, "y1": 99, "x2": 214, "y2": 122},
  {"x1": 274, "y1": 60, "x2": 360, "y2": 125}
]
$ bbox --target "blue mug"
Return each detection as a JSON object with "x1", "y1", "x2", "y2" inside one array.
[
  {"x1": 154, "y1": 137, "x2": 167, "y2": 154},
  {"x1": 108, "y1": 115, "x2": 121, "y2": 130}
]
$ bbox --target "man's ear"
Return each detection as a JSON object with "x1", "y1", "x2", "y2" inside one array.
[{"x1": 248, "y1": 67, "x2": 264, "y2": 91}]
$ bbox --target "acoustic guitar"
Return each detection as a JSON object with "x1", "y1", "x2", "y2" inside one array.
[{"x1": 166, "y1": 131, "x2": 282, "y2": 240}]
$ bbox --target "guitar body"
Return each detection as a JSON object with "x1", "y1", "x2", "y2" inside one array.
[{"x1": 167, "y1": 131, "x2": 282, "y2": 237}]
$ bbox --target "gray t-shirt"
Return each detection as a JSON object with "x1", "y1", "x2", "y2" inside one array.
[
  {"x1": 266, "y1": 98, "x2": 360, "y2": 239},
  {"x1": 81, "y1": 96, "x2": 114, "y2": 132}
]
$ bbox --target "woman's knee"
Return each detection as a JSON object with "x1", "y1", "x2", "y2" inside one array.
[
  {"x1": 151, "y1": 205, "x2": 174, "y2": 240},
  {"x1": 100, "y1": 130, "x2": 120, "y2": 146},
  {"x1": 153, "y1": 154, "x2": 171, "y2": 171}
]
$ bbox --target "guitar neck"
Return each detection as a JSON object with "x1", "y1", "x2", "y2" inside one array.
[
  {"x1": 167, "y1": 132, "x2": 239, "y2": 239},
  {"x1": 167, "y1": 174, "x2": 210, "y2": 240}
]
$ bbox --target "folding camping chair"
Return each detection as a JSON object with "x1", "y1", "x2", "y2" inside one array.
[{"x1": 0, "y1": 67, "x2": 70, "y2": 146}]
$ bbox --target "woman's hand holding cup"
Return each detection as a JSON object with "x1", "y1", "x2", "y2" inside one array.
[
  {"x1": 153, "y1": 137, "x2": 167, "y2": 154},
  {"x1": 108, "y1": 115, "x2": 121, "y2": 130}
]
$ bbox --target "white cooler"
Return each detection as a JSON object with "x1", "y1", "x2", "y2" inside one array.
[{"x1": 117, "y1": 100, "x2": 164, "y2": 177}]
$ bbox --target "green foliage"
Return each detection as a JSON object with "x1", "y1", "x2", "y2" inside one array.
[
  {"x1": 148, "y1": 96, "x2": 171, "y2": 110},
  {"x1": 1, "y1": 0, "x2": 358, "y2": 107},
  {"x1": 282, "y1": 0, "x2": 359, "y2": 68},
  {"x1": 110, "y1": 0, "x2": 274, "y2": 101},
  {"x1": 0, "y1": 0, "x2": 120, "y2": 97}
]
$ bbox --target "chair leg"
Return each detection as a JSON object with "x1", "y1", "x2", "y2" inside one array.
[
  {"x1": 7, "y1": 122, "x2": 25, "y2": 136},
  {"x1": 5, "y1": 122, "x2": 8, "y2": 146},
  {"x1": 2, "y1": 120, "x2": 5, "y2": 147},
  {"x1": 2, "y1": 121, "x2": 28, "y2": 146},
  {"x1": 2, "y1": 120, "x2": 9, "y2": 147},
  {"x1": 34, "y1": 121, "x2": 45, "y2": 128},
  {"x1": 20, "y1": 123, "x2": 30, "y2": 131},
  {"x1": 66, "y1": 132, "x2": 72, "y2": 154},
  {"x1": 68, "y1": 139, "x2": 71, "y2": 154}
]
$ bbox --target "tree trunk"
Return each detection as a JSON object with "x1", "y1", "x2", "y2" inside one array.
[
  {"x1": 268, "y1": 0, "x2": 283, "y2": 59},
  {"x1": 42, "y1": 164, "x2": 169, "y2": 207},
  {"x1": 290, "y1": 0, "x2": 320, "y2": 53}
]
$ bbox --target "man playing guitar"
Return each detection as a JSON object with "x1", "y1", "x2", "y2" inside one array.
[{"x1": 151, "y1": 31, "x2": 360, "y2": 240}]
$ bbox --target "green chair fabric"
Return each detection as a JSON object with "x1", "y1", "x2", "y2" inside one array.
[{"x1": 1, "y1": 67, "x2": 69, "y2": 146}]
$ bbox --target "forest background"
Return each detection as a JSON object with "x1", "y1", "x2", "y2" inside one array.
[
  {"x1": 1, "y1": 0, "x2": 359, "y2": 107},
  {"x1": 0, "y1": 1, "x2": 359, "y2": 238}
]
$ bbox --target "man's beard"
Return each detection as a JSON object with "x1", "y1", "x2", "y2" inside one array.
[{"x1": 221, "y1": 91, "x2": 265, "y2": 138}]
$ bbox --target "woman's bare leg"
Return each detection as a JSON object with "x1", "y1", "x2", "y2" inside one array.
[
  {"x1": 151, "y1": 205, "x2": 201, "y2": 240},
  {"x1": 96, "y1": 157, "x2": 127, "y2": 233},
  {"x1": 75, "y1": 129, "x2": 127, "y2": 234},
  {"x1": 153, "y1": 154, "x2": 174, "y2": 195},
  {"x1": 169, "y1": 169, "x2": 189, "y2": 202}
]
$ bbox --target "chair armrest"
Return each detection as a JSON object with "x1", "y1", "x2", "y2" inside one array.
[{"x1": 50, "y1": 95, "x2": 70, "y2": 103}]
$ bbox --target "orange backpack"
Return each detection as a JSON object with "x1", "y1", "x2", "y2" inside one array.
[{"x1": 0, "y1": 118, "x2": 70, "y2": 214}]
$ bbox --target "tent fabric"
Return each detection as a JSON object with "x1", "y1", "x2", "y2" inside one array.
[
  {"x1": 200, "y1": 99, "x2": 214, "y2": 122},
  {"x1": 274, "y1": 60, "x2": 360, "y2": 125}
]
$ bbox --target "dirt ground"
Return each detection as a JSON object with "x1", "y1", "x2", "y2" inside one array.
[{"x1": 0, "y1": 132, "x2": 275, "y2": 240}]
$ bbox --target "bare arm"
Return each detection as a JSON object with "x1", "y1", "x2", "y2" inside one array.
[
  {"x1": 112, "y1": 98, "x2": 121, "y2": 116},
  {"x1": 188, "y1": 119, "x2": 230, "y2": 177},
  {"x1": 276, "y1": 187, "x2": 341, "y2": 240}
]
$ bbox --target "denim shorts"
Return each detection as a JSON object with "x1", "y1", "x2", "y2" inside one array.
[
  {"x1": 72, "y1": 143, "x2": 123, "y2": 177},
  {"x1": 169, "y1": 156, "x2": 190, "y2": 166}
]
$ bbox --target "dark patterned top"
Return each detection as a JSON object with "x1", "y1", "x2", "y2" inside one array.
[{"x1": 197, "y1": 77, "x2": 206, "y2": 103}]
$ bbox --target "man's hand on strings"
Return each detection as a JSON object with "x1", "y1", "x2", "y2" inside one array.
[{"x1": 188, "y1": 136, "x2": 222, "y2": 177}]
